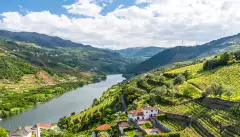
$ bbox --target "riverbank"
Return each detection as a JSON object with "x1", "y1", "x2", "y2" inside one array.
[
  {"x1": 0, "y1": 74, "x2": 106, "y2": 120},
  {"x1": 0, "y1": 74, "x2": 125, "y2": 130}
]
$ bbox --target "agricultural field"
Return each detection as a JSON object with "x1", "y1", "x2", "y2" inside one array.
[
  {"x1": 164, "y1": 63, "x2": 204, "y2": 76},
  {"x1": 189, "y1": 63, "x2": 240, "y2": 101},
  {"x1": 160, "y1": 119, "x2": 186, "y2": 131}
]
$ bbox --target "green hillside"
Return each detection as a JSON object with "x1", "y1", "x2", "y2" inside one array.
[
  {"x1": 0, "y1": 30, "x2": 136, "y2": 74},
  {"x1": 53, "y1": 51, "x2": 240, "y2": 137},
  {"x1": 128, "y1": 34, "x2": 240, "y2": 74},
  {"x1": 114, "y1": 46, "x2": 166, "y2": 58}
]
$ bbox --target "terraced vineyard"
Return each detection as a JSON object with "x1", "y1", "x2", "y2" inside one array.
[
  {"x1": 181, "y1": 125, "x2": 206, "y2": 137},
  {"x1": 189, "y1": 63, "x2": 240, "y2": 101},
  {"x1": 160, "y1": 119, "x2": 186, "y2": 131},
  {"x1": 164, "y1": 63, "x2": 204, "y2": 76},
  {"x1": 198, "y1": 117, "x2": 221, "y2": 137},
  {"x1": 157, "y1": 102, "x2": 208, "y2": 117}
]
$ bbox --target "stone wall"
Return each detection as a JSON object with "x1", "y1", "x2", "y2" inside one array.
[
  {"x1": 165, "y1": 112, "x2": 191, "y2": 124},
  {"x1": 202, "y1": 98, "x2": 238, "y2": 109},
  {"x1": 150, "y1": 118, "x2": 172, "y2": 133}
]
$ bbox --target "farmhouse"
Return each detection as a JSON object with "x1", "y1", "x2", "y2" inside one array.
[
  {"x1": 128, "y1": 106, "x2": 161, "y2": 121},
  {"x1": 9, "y1": 123, "x2": 53, "y2": 137}
]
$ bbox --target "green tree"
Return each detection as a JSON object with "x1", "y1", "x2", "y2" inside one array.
[
  {"x1": 173, "y1": 74, "x2": 185, "y2": 85},
  {"x1": 150, "y1": 86, "x2": 167, "y2": 96},
  {"x1": 158, "y1": 76, "x2": 166, "y2": 85},
  {"x1": 0, "y1": 127, "x2": 8, "y2": 137}
]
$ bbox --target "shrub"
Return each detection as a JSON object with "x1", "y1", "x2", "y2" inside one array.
[
  {"x1": 0, "y1": 127, "x2": 8, "y2": 137},
  {"x1": 145, "y1": 132, "x2": 180, "y2": 137},
  {"x1": 150, "y1": 86, "x2": 168, "y2": 97},
  {"x1": 203, "y1": 52, "x2": 235, "y2": 70},
  {"x1": 173, "y1": 74, "x2": 185, "y2": 85},
  {"x1": 156, "y1": 114, "x2": 166, "y2": 121},
  {"x1": 158, "y1": 76, "x2": 167, "y2": 85},
  {"x1": 142, "y1": 121, "x2": 153, "y2": 129}
]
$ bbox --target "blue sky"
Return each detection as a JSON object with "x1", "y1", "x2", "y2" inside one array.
[
  {"x1": 0, "y1": 0, "x2": 239, "y2": 49},
  {"x1": 0, "y1": 0, "x2": 137, "y2": 18}
]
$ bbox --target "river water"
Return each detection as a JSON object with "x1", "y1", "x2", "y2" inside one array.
[{"x1": 0, "y1": 74, "x2": 125, "y2": 131}]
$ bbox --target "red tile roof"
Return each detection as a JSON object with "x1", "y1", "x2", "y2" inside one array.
[
  {"x1": 128, "y1": 110, "x2": 144, "y2": 116},
  {"x1": 33, "y1": 124, "x2": 53, "y2": 129},
  {"x1": 95, "y1": 124, "x2": 111, "y2": 131}
]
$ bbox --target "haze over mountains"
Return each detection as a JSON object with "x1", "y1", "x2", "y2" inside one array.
[
  {"x1": 127, "y1": 33, "x2": 240, "y2": 74},
  {"x1": 1, "y1": 29, "x2": 240, "y2": 76},
  {"x1": 113, "y1": 46, "x2": 166, "y2": 59}
]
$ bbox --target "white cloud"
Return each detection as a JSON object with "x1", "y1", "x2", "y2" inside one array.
[
  {"x1": 63, "y1": 0, "x2": 102, "y2": 17},
  {"x1": 1, "y1": 0, "x2": 240, "y2": 49}
]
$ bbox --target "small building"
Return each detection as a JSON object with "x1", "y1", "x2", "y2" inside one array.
[
  {"x1": 9, "y1": 123, "x2": 53, "y2": 137},
  {"x1": 128, "y1": 107, "x2": 161, "y2": 121},
  {"x1": 9, "y1": 127, "x2": 33, "y2": 137},
  {"x1": 128, "y1": 109, "x2": 144, "y2": 120},
  {"x1": 95, "y1": 124, "x2": 111, "y2": 131}
]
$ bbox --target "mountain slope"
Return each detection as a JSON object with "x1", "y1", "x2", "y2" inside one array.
[
  {"x1": 0, "y1": 30, "x2": 88, "y2": 49},
  {"x1": 0, "y1": 30, "x2": 137, "y2": 74},
  {"x1": 55, "y1": 51, "x2": 240, "y2": 137},
  {"x1": 128, "y1": 33, "x2": 240, "y2": 74},
  {"x1": 114, "y1": 46, "x2": 166, "y2": 58}
]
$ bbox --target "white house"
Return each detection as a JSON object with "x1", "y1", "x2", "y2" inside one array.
[
  {"x1": 128, "y1": 107, "x2": 161, "y2": 121},
  {"x1": 9, "y1": 123, "x2": 53, "y2": 137},
  {"x1": 9, "y1": 127, "x2": 33, "y2": 137}
]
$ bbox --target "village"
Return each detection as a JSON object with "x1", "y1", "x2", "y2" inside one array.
[
  {"x1": 92, "y1": 106, "x2": 180, "y2": 137},
  {"x1": 8, "y1": 105, "x2": 178, "y2": 137}
]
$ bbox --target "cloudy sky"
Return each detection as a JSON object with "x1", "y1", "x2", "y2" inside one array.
[{"x1": 0, "y1": 0, "x2": 240, "y2": 49}]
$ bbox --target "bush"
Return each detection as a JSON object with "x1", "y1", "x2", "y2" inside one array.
[
  {"x1": 150, "y1": 86, "x2": 168, "y2": 97},
  {"x1": 0, "y1": 127, "x2": 8, "y2": 137},
  {"x1": 145, "y1": 132, "x2": 180, "y2": 137},
  {"x1": 173, "y1": 74, "x2": 185, "y2": 85},
  {"x1": 203, "y1": 52, "x2": 235, "y2": 70},
  {"x1": 156, "y1": 114, "x2": 166, "y2": 121},
  {"x1": 142, "y1": 121, "x2": 153, "y2": 129}
]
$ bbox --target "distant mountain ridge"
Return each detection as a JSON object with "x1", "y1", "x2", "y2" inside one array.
[
  {"x1": 0, "y1": 29, "x2": 139, "y2": 74},
  {"x1": 128, "y1": 33, "x2": 240, "y2": 74},
  {"x1": 112, "y1": 46, "x2": 166, "y2": 58},
  {"x1": 0, "y1": 30, "x2": 90, "y2": 49}
]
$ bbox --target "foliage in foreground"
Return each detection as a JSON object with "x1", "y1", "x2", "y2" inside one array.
[{"x1": 0, "y1": 127, "x2": 8, "y2": 137}]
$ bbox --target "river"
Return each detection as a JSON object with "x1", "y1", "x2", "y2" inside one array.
[{"x1": 0, "y1": 74, "x2": 125, "y2": 131}]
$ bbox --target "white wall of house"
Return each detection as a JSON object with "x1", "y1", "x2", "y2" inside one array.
[
  {"x1": 143, "y1": 109, "x2": 159, "y2": 119},
  {"x1": 133, "y1": 115, "x2": 144, "y2": 120}
]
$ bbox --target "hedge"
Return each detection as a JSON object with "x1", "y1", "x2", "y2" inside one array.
[
  {"x1": 156, "y1": 114, "x2": 166, "y2": 121},
  {"x1": 145, "y1": 132, "x2": 180, "y2": 137}
]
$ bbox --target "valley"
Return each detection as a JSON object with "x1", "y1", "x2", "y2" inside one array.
[{"x1": 0, "y1": 30, "x2": 239, "y2": 137}]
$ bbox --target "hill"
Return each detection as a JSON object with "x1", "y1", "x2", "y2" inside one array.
[
  {"x1": 128, "y1": 34, "x2": 240, "y2": 74},
  {"x1": 0, "y1": 30, "x2": 137, "y2": 74},
  {"x1": 114, "y1": 46, "x2": 166, "y2": 58},
  {"x1": 53, "y1": 51, "x2": 240, "y2": 137},
  {"x1": 0, "y1": 30, "x2": 88, "y2": 49}
]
